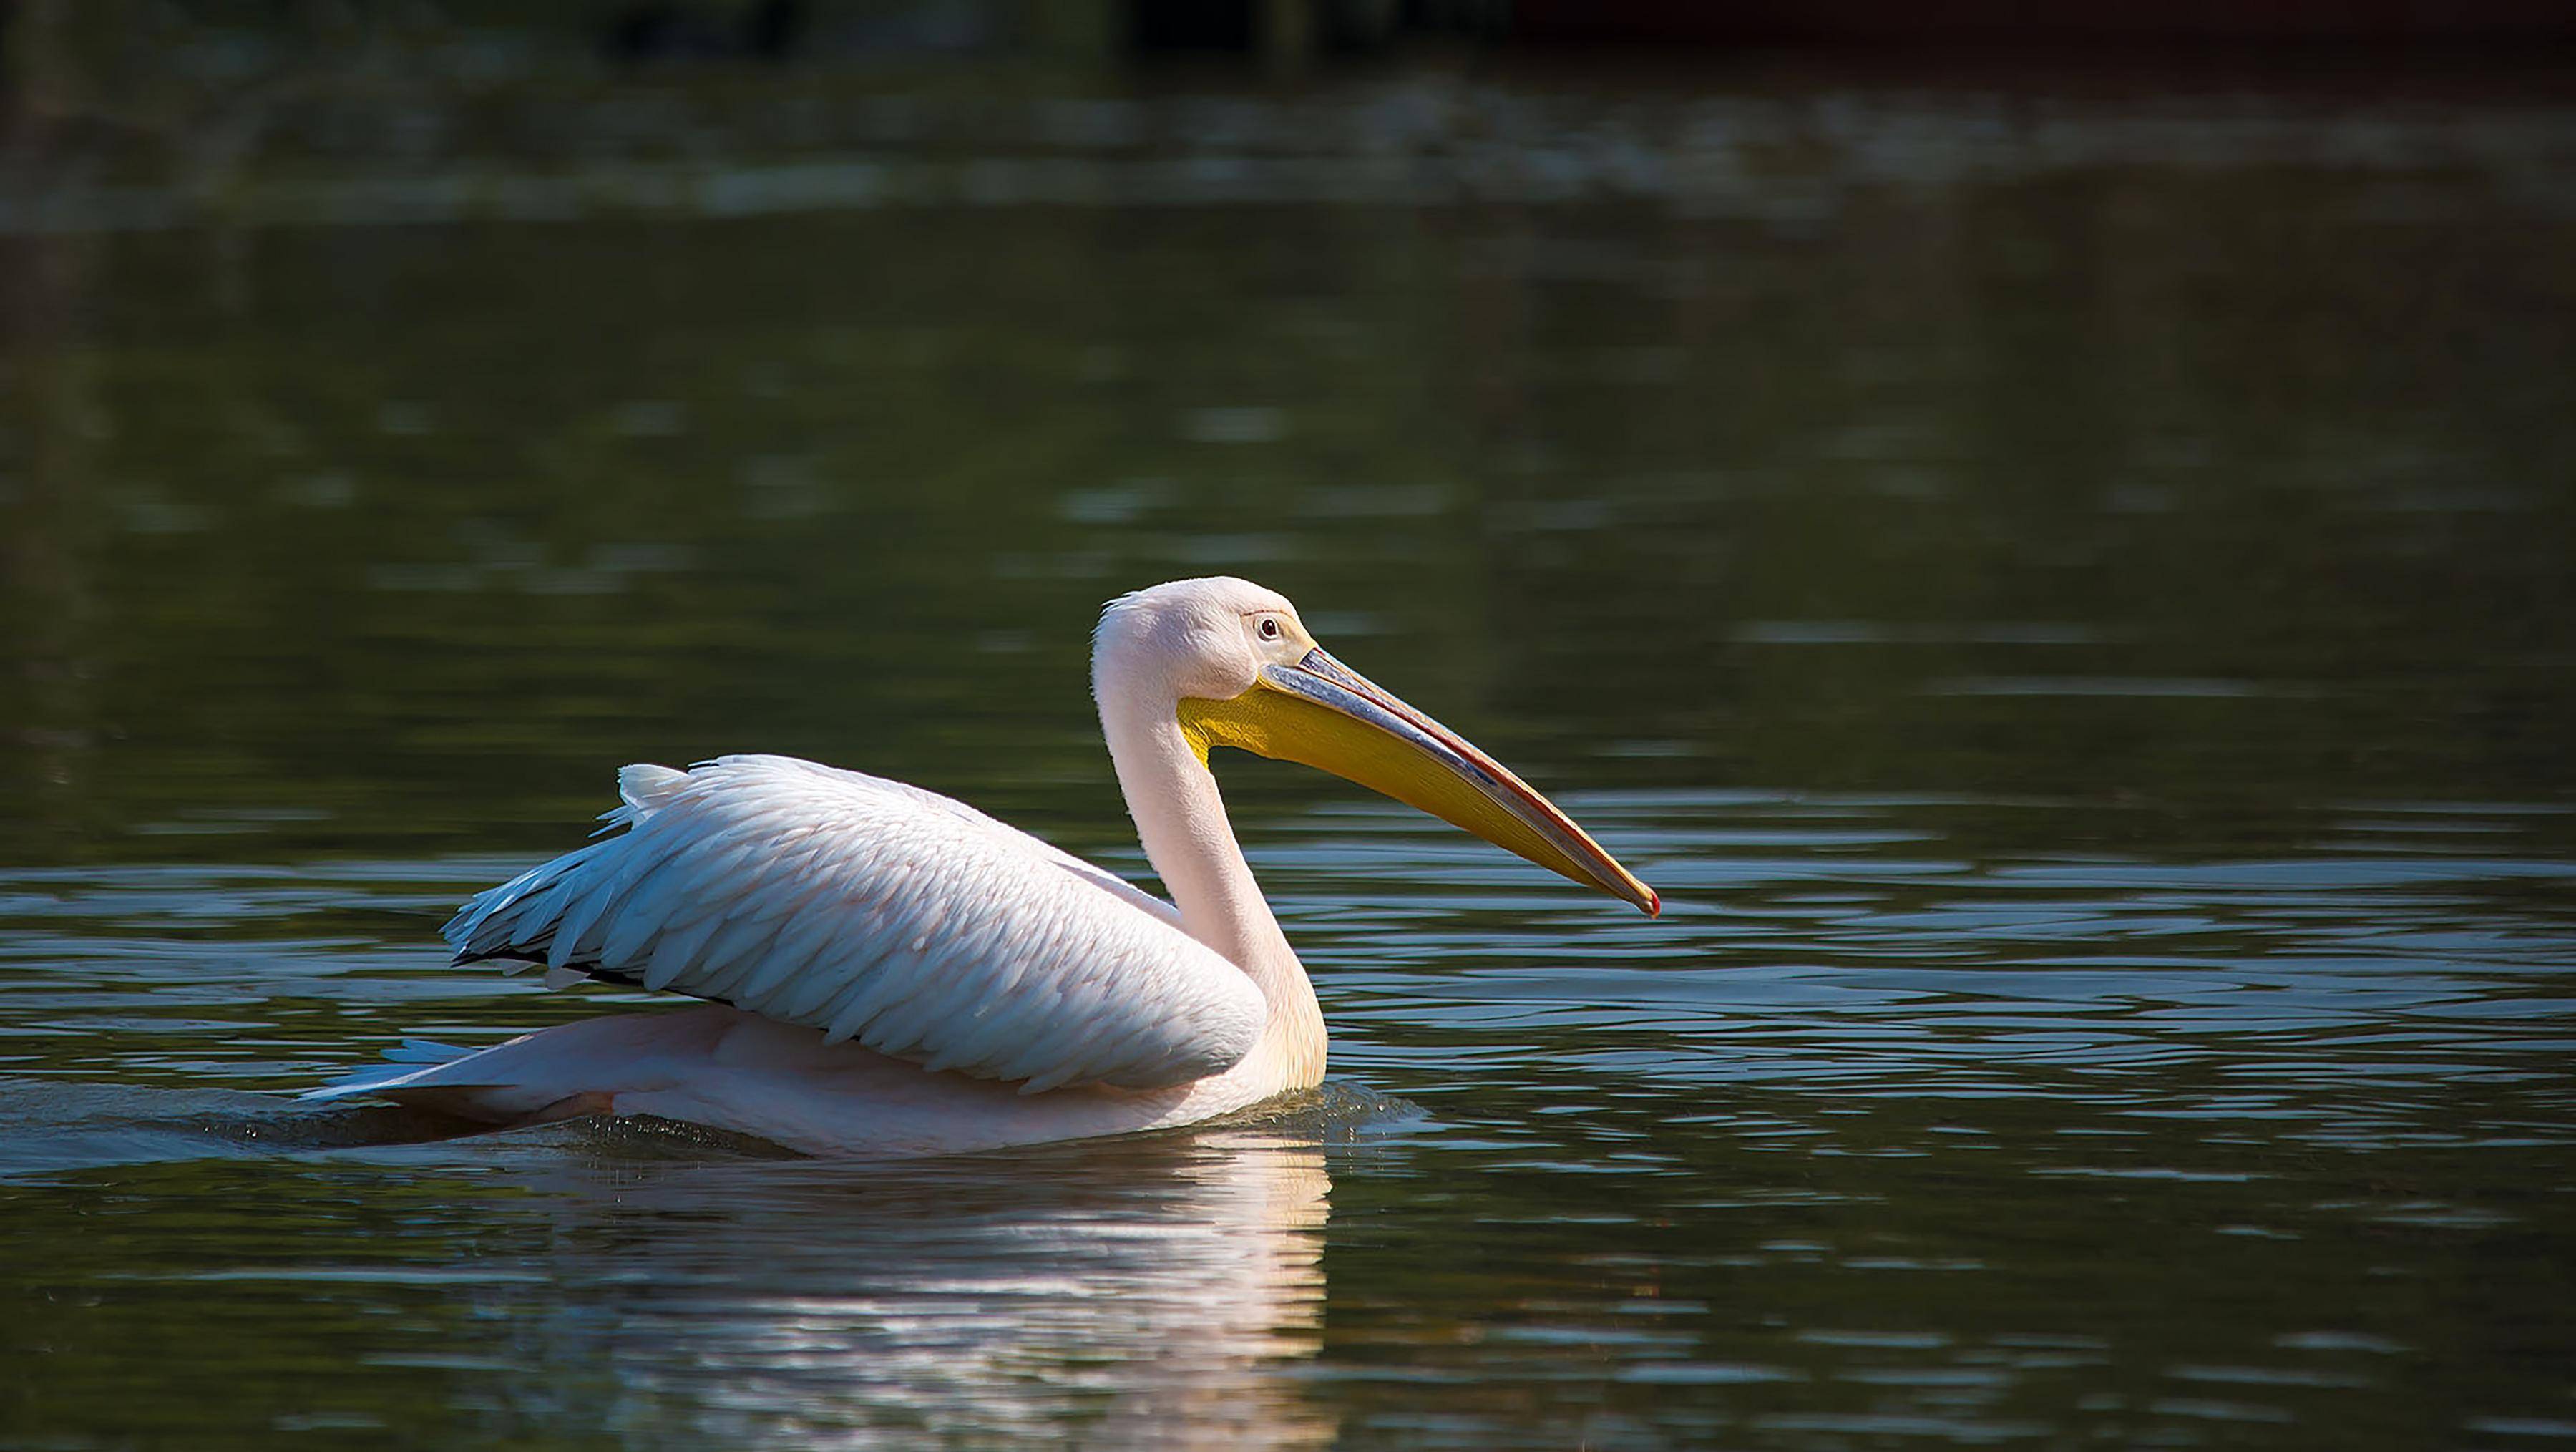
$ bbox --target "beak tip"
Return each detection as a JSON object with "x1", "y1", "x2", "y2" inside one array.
[{"x1": 1638, "y1": 884, "x2": 1662, "y2": 917}]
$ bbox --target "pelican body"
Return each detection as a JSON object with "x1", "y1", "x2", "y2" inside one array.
[{"x1": 312, "y1": 578, "x2": 1656, "y2": 1156}]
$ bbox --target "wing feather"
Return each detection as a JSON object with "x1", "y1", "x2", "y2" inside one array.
[
  {"x1": 641, "y1": 909, "x2": 727, "y2": 992},
  {"x1": 739, "y1": 893, "x2": 839, "y2": 1005},
  {"x1": 442, "y1": 754, "x2": 1265, "y2": 1092}
]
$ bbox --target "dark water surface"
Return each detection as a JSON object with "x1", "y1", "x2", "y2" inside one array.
[{"x1": 4, "y1": 37, "x2": 2575, "y2": 1449}]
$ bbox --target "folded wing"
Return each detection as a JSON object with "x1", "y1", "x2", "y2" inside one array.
[{"x1": 444, "y1": 754, "x2": 1264, "y2": 1094}]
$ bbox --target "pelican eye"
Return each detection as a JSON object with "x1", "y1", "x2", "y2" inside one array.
[{"x1": 1259, "y1": 618, "x2": 1282, "y2": 640}]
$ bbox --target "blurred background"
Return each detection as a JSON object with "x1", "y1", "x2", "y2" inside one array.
[
  {"x1": 4, "y1": 0, "x2": 2570, "y2": 865},
  {"x1": 3, "y1": 5, "x2": 2574, "y2": 1448}
]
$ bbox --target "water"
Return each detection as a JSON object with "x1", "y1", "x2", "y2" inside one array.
[{"x1": 4, "y1": 26, "x2": 2575, "y2": 1449}]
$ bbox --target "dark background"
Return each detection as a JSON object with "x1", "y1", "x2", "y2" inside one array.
[{"x1": 2, "y1": 6, "x2": 2573, "y2": 1448}]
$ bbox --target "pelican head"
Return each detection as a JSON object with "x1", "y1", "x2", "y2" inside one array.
[{"x1": 1096, "y1": 578, "x2": 1658, "y2": 915}]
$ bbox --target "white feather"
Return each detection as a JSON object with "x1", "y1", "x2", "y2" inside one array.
[
  {"x1": 640, "y1": 910, "x2": 726, "y2": 991},
  {"x1": 444, "y1": 754, "x2": 1266, "y2": 1091}
]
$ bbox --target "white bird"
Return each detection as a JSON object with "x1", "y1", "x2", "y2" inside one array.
[{"x1": 311, "y1": 577, "x2": 1657, "y2": 1156}]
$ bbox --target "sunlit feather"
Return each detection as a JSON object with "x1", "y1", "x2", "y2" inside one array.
[{"x1": 311, "y1": 578, "x2": 1652, "y2": 1156}]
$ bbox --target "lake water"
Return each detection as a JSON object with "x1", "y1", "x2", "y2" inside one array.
[{"x1": 3, "y1": 29, "x2": 2573, "y2": 1449}]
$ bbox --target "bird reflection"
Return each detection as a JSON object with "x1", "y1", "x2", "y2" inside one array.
[{"x1": 469, "y1": 1123, "x2": 1337, "y2": 1448}]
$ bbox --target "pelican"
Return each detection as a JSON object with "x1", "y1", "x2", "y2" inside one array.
[{"x1": 311, "y1": 578, "x2": 1657, "y2": 1156}]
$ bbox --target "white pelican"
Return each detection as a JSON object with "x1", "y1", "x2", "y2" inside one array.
[{"x1": 311, "y1": 577, "x2": 1657, "y2": 1156}]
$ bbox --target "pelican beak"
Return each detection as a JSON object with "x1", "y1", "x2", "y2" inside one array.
[{"x1": 1179, "y1": 647, "x2": 1660, "y2": 915}]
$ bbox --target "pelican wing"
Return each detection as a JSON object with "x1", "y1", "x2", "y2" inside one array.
[{"x1": 443, "y1": 755, "x2": 1264, "y2": 1093}]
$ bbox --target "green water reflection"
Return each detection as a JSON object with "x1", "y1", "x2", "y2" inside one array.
[{"x1": 2, "y1": 24, "x2": 2572, "y2": 1451}]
